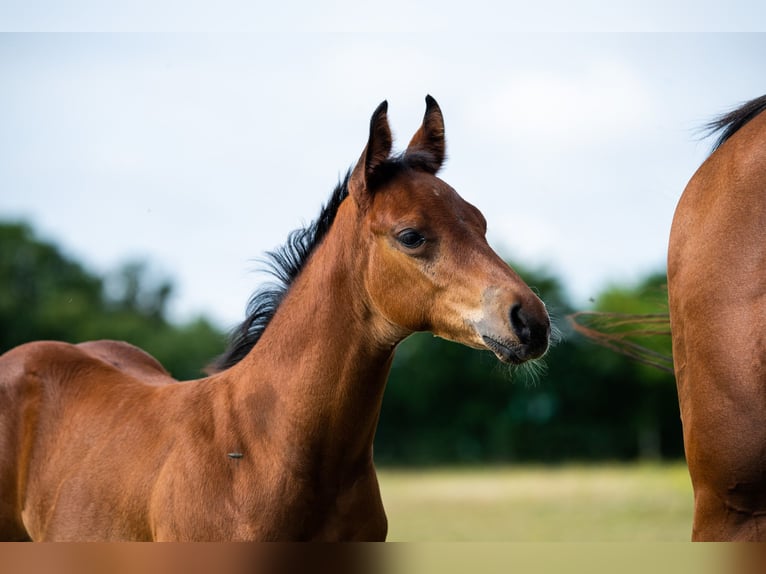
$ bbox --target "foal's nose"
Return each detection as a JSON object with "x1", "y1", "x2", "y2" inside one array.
[
  {"x1": 510, "y1": 303, "x2": 531, "y2": 344},
  {"x1": 510, "y1": 302, "x2": 550, "y2": 359}
]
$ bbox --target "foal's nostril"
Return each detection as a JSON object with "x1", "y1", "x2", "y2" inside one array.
[{"x1": 510, "y1": 303, "x2": 531, "y2": 344}]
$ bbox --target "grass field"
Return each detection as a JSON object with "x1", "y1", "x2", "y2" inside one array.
[{"x1": 377, "y1": 463, "x2": 694, "y2": 541}]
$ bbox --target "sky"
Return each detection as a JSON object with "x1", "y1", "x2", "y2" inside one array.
[{"x1": 2, "y1": 15, "x2": 765, "y2": 329}]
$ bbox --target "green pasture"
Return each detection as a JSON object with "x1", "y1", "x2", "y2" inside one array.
[{"x1": 378, "y1": 463, "x2": 693, "y2": 541}]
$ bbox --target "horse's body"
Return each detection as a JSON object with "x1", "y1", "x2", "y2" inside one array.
[
  {"x1": 668, "y1": 95, "x2": 766, "y2": 540},
  {"x1": 0, "y1": 97, "x2": 550, "y2": 541}
]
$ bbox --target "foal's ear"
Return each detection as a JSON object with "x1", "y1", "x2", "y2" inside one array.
[
  {"x1": 405, "y1": 95, "x2": 445, "y2": 174},
  {"x1": 349, "y1": 100, "x2": 393, "y2": 210}
]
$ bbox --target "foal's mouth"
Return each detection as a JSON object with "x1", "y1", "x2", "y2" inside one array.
[{"x1": 481, "y1": 336, "x2": 525, "y2": 365}]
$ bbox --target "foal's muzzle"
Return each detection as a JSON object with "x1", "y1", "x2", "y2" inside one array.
[{"x1": 478, "y1": 299, "x2": 550, "y2": 365}]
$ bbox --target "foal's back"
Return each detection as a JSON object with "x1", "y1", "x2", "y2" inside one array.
[{"x1": 0, "y1": 340, "x2": 181, "y2": 540}]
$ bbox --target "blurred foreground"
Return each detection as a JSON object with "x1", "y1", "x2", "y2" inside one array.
[{"x1": 0, "y1": 541, "x2": 743, "y2": 574}]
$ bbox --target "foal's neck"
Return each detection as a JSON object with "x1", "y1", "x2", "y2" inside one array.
[{"x1": 230, "y1": 200, "x2": 400, "y2": 475}]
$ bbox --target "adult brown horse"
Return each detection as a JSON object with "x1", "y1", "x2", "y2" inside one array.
[
  {"x1": 0, "y1": 97, "x2": 550, "y2": 541},
  {"x1": 668, "y1": 94, "x2": 766, "y2": 541}
]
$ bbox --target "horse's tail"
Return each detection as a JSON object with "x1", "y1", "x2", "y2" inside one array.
[{"x1": 567, "y1": 311, "x2": 674, "y2": 374}]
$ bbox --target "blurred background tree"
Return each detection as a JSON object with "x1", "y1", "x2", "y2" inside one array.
[
  {"x1": 0, "y1": 222, "x2": 224, "y2": 380},
  {"x1": 0, "y1": 220, "x2": 681, "y2": 463}
]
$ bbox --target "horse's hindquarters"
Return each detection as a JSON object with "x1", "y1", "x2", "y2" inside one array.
[{"x1": 669, "y1": 105, "x2": 766, "y2": 540}]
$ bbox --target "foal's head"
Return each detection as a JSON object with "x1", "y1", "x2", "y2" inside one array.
[{"x1": 348, "y1": 96, "x2": 550, "y2": 364}]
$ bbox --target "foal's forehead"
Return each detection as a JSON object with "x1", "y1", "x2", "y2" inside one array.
[
  {"x1": 382, "y1": 171, "x2": 475, "y2": 214},
  {"x1": 378, "y1": 169, "x2": 482, "y2": 221}
]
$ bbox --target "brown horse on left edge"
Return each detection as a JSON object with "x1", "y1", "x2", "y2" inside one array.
[
  {"x1": 668, "y1": 94, "x2": 766, "y2": 540},
  {"x1": 0, "y1": 96, "x2": 550, "y2": 541}
]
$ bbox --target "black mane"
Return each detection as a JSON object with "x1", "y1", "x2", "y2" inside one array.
[
  {"x1": 210, "y1": 172, "x2": 351, "y2": 372},
  {"x1": 706, "y1": 94, "x2": 766, "y2": 152},
  {"x1": 210, "y1": 153, "x2": 436, "y2": 372}
]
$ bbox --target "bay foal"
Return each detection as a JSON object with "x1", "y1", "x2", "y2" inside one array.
[{"x1": 0, "y1": 97, "x2": 549, "y2": 541}]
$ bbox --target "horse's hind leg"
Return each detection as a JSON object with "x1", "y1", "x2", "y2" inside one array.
[
  {"x1": 692, "y1": 486, "x2": 766, "y2": 541},
  {"x1": 0, "y1": 350, "x2": 33, "y2": 541},
  {"x1": 0, "y1": 460, "x2": 31, "y2": 539},
  {"x1": 0, "y1": 502, "x2": 31, "y2": 541},
  {"x1": 0, "y1": 442, "x2": 30, "y2": 540}
]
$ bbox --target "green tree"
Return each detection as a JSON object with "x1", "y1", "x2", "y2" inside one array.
[
  {"x1": 0, "y1": 221, "x2": 225, "y2": 379},
  {"x1": 0, "y1": 222, "x2": 102, "y2": 348},
  {"x1": 581, "y1": 272, "x2": 677, "y2": 460}
]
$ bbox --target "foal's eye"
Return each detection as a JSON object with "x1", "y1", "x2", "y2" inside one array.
[{"x1": 396, "y1": 229, "x2": 426, "y2": 249}]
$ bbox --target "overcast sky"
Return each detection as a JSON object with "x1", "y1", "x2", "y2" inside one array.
[{"x1": 2, "y1": 14, "x2": 765, "y2": 328}]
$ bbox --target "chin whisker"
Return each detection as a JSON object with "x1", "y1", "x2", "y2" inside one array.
[{"x1": 506, "y1": 357, "x2": 548, "y2": 387}]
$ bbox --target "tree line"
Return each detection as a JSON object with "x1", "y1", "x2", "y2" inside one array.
[{"x1": 0, "y1": 221, "x2": 681, "y2": 464}]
